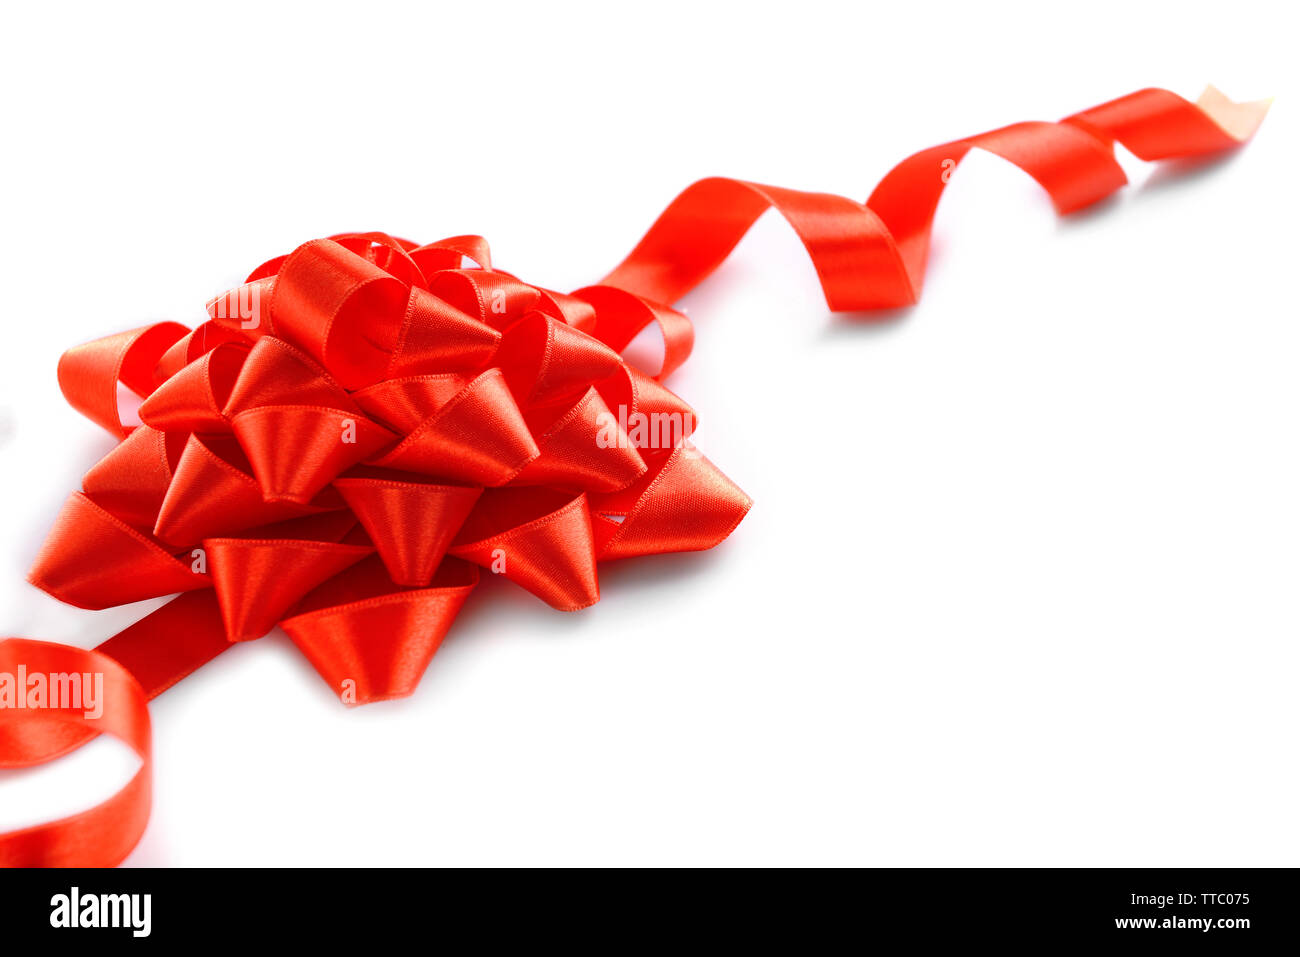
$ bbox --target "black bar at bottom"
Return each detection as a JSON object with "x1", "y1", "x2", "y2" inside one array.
[{"x1": 0, "y1": 867, "x2": 1293, "y2": 945}]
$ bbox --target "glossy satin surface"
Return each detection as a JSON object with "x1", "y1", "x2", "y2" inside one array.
[{"x1": 0, "y1": 86, "x2": 1267, "y2": 866}]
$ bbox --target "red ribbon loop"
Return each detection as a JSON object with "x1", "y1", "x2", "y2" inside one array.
[{"x1": 0, "y1": 640, "x2": 151, "y2": 867}]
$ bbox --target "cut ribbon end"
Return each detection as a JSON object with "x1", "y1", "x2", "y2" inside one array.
[{"x1": 1196, "y1": 85, "x2": 1272, "y2": 144}]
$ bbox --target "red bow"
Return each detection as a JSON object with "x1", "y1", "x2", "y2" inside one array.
[
  {"x1": 0, "y1": 86, "x2": 1268, "y2": 866},
  {"x1": 32, "y1": 230, "x2": 750, "y2": 696}
]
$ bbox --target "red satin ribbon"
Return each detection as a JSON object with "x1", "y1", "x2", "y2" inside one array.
[{"x1": 0, "y1": 86, "x2": 1268, "y2": 866}]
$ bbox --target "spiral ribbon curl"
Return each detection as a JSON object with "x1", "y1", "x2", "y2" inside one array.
[{"x1": 0, "y1": 86, "x2": 1269, "y2": 865}]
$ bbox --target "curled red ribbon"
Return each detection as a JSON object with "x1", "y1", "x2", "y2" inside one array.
[{"x1": 0, "y1": 86, "x2": 1268, "y2": 866}]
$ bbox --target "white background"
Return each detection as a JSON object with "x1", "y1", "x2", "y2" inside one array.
[{"x1": 1, "y1": 1, "x2": 1296, "y2": 866}]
